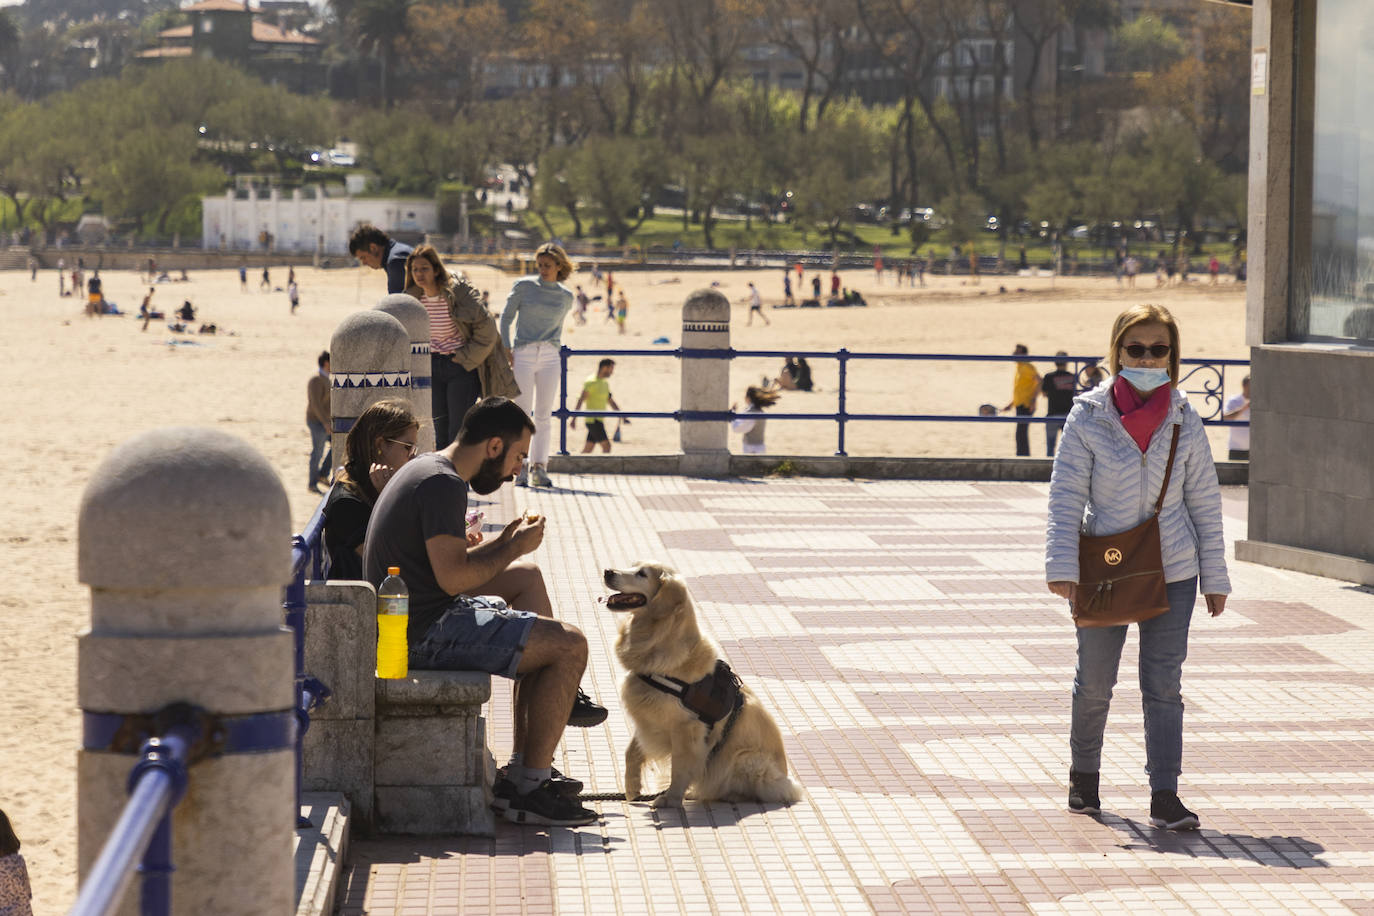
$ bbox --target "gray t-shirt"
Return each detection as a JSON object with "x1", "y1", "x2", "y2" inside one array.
[{"x1": 363, "y1": 453, "x2": 468, "y2": 640}]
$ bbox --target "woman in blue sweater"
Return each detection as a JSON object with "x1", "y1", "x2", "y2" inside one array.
[{"x1": 499, "y1": 242, "x2": 575, "y2": 487}]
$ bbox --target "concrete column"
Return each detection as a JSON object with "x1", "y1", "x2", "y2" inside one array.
[
  {"x1": 329, "y1": 311, "x2": 411, "y2": 474},
  {"x1": 374, "y1": 293, "x2": 435, "y2": 454},
  {"x1": 679, "y1": 289, "x2": 731, "y2": 476},
  {"x1": 76, "y1": 428, "x2": 296, "y2": 916}
]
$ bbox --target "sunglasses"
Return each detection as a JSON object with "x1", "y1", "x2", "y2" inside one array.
[
  {"x1": 1122, "y1": 343, "x2": 1171, "y2": 358},
  {"x1": 386, "y1": 438, "x2": 418, "y2": 456}
]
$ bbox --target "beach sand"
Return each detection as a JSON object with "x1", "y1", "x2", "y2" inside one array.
[{"x1": 0, "y1": 260, "x2": 1245, "y2": 912}]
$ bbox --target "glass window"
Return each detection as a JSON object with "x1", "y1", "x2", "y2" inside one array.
[{"x1": 1297, "y1": 0, "x2": 1374, "y2": 341}]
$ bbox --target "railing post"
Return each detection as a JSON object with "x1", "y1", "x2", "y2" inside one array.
[
  {"x1": 329, "y1": 311, "x2": 412, "y2": 476},
  {"x1": 835, "y1": 348, "x2": 849, "y2": 457},
  {"x1": 76, "y1": 428, "x2": 297, "y2": 916},
  {"x1": 679, "y1": 289, "x2": 732, "y2": 476},
  {"x1": 374, "y1": 294, "x2": 434, "y2": 455},
  {"x1": 558, "y1": 344, "x2": 570, "y2": 456}
]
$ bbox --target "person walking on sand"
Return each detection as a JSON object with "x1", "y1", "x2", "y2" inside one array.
[
  {"x1": 1041, "y1": 351, "x2": 1076, "y2": 457},
  {"x1": 239, "y1": 261, "x2": 248, "y2": 292},
  {"x1": 261, "y1": 265, "x2": 271, "y2": 292},
  {"x1": 57, "y1": 257, "x2": 66, "y2": 296},
  {"x1": 782, "y1": 271, "x2": 795, "y2": 306},
  {"x1": 289, "y1": 280, "x2": 300, "y2": 314},
  {"x1": 500, "y1": 242, "x2": 575, "y2": 489},
  {"x1": 1002, "y1": 344, "x2": 1040, "y2": 457},
  {"x1": 571, "y1": 358, "x2": 621, "y2": 453},
  {"x1": 307, "y1": 350, "x2": 333, "y2": 493},
  {"x1": 1047, "y1": 303, "x2": 1229, "y2": 831},
  {"x1": 744, "y1": 282, "x2": 770, "y2": 326}
]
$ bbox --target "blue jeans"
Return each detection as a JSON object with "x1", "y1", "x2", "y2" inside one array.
[
  {"x1": 307, "y1": 419, "x2": 330, "y2": 488},
  {"x1": 1046, "y1": 417, "x2": 1067, "y2": 456},
  {"x1": 1070, "y1": 577, "x2": 1197, "y2": 792},
  {"x1": 431, "y1": 354, "x2": 481, "y2": 450}
]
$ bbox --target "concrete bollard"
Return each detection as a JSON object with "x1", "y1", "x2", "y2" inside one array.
[
  {"x1": 679, "y1": 289, "x2": 732, "y2": 476},
  {"x1": 76, "y1": 427, "x2": 295, "y2": 915},
  {"x1": 374, "y1": 293, "x2": 435, "y2": 454},
  {"x1": 329, "y1": 310, "x2": 411, "y2": 473}
]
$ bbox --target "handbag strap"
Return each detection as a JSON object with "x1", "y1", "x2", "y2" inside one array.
[{"x1": 1152, "y1": 424, "x2": 1182, "y2": 516}]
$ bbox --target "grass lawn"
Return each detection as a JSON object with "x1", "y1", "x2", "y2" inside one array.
[{"x1": 518, "y1": 210, "x2": 1242, "y2": 264}]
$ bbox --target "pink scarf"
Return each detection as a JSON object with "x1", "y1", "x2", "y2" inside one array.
[{"x1": 1112, "y1": 375, "x2": 1172, "y2": 453}]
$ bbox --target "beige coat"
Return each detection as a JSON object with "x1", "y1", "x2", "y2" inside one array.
[{"x1": 408, "y1": 276, "x2": 520, "y2": 400}]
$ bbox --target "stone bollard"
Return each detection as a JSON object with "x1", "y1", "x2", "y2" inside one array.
[
  {"x1": 76, "y1": 428, "x2": 295, "y2": 916},
  {"x1": 679, "y1": 289, "x2": 732, "y2": 476},
  {"x1": 374, "y1": 293, "x2": 435, "y2": 454},
  {"x1": 329, "y1": 310, "x2": 411, "y2": 474}
]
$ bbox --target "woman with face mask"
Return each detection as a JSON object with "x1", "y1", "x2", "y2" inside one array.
[{"x1": 1045, "y1": 303, "x2": 1230, "y2": 832}]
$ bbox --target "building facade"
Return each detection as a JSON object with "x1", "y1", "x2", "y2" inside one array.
[
  {"x1": 1238, "y1": 0, "x2": 1374, "y2": 583},
  {"x1": 201, "y1": 188, "x2": 438, "y2": 255}
]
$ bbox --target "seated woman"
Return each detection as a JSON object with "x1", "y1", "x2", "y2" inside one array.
[
  {"x1": 323, "y1": 398, "x2": 420, "y2": 580},
  {"x1": 774, "y1": 357, "x2": 814, "y2": 392}
]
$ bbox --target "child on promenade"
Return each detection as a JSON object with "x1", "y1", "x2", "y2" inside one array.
[{"x1": 731, "y1": 386, "x2": 780, "y2": 455}]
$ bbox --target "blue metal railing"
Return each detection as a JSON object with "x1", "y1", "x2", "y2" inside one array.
[
  {"x1": 554, "y1": 347, "x2": 1249, "y2": 457},
  {"x1": 285, "y1": 492, "x2": 332, "y2": 829},
  {"x1": 71, "y1": 496, "x2": 333, "y2": 916}
]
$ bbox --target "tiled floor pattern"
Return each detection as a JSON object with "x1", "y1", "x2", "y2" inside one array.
[{"x1": 340, "y1": 477, "x2": 1374, "y2": 915}]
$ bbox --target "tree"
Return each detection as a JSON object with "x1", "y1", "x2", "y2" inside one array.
[
  {"x1": 790, "y1": 101, "x2": 884, "y2": 248},
  {"x1": 567, "y1": 135, "x2": 667, "y2": 244},
  {"x1": 761, "y1": 0, "x2": 854, "y2": 133},
  {"x1": 330, "y1": 0, "x2": 417, "y2": 108},
  {"x1": 403, "y1": 0, "x2": 508, "y2": 111}
]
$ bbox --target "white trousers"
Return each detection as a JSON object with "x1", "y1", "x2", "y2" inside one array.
[{"x1": 512, "y1": 341, "x2": 561, "y2": 465}]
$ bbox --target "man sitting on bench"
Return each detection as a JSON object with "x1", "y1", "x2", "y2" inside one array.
[{"x1": 363, "y1": 397, "x2": 605, "y2": 826}]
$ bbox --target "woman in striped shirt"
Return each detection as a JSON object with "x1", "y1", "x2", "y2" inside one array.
[{"x1": 406, "y1": 245, "x2": 513, "y2": 448}]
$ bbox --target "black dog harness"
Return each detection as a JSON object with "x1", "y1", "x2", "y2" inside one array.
[{"x1": 639, "y1": 660, "x2": 745, "y2": 759}]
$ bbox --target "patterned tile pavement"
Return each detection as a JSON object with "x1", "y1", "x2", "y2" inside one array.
[{"x1": 339, "y1": 477, "x2": 1374, "y2": 915}]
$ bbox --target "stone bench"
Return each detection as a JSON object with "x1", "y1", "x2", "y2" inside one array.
[{"x1": 301, "y1": 582, "x2": 495, "y2": 836}]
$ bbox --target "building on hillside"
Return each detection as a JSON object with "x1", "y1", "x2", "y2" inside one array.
[
  {"x1": 1239, "y1": 0, "x2": 1373, "y2": 583},
  {"x1": 201, "y1": 186, "x2": 438, "y2": 256},
  {"x1": 134, "y1": 0, "x2": 325, "y2": 93}
]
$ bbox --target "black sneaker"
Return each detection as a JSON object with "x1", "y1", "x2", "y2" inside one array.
[
  {"x1": 502, "y1": 780, "x2": 598, "y2": 826},
  {"x1": 1067, "y1": 770, "x2": 1100, "y2": 814},
  {"x1": 1150, "y1": 791, "x2": 1200, "y2": 830},
  {"x1": 492, "y1": 768, "x2": 583, "y2": 812},
  {"x1": 568, "y1": 688, "x2": 608, "y2": 727}
]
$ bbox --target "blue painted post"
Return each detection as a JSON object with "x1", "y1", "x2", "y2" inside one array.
[
  {"x1": 558, "y1": 345, "x2": 570, "y2": 456},
  {"x1": 835, "y1": 348, "x2": 849, "y2": 456}
]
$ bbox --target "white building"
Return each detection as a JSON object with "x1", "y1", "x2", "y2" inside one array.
[{"x1": 201, "y1": 186, "x2": 438, "y2": 255}]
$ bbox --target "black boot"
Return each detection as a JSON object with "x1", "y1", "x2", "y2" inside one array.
[{"x1": 1068, "y1": 770, "x2": 1100, "y2": 814}]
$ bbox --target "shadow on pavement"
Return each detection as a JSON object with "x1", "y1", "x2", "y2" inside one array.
[{"x1": 1104, "y1": 813, "x2": 1329, "y2": 868}]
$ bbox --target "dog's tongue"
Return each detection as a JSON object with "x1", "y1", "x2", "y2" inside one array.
[{"x1": 605, "y1": 592, "x2": 647, "y2": 611}]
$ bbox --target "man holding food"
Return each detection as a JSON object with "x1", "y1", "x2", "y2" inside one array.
[{"x1": 363, "y1": 396, "x2": 606, "y2": 827}]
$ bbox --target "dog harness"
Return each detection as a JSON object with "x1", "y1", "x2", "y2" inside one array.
[{"x1": 639, "y1": 660, "x2": 745, "y2": 758}]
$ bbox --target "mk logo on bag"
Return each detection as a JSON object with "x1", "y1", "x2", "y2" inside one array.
[{"x1": 1104, "y1": 548, "x2": 1123, "y2": 566}]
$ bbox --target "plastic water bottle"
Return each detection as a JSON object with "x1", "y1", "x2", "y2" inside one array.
[{"x1": 376, "y1": 566, "x2": 409, "y2": 679}]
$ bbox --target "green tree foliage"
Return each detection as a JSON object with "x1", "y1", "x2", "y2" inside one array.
[
  {"x1": 790, "y1": 101, "x2": 885, "y2": 247},
  {"x1": 1112, "y1": 15, "x2": 1188, "y2": 75},
  {"x1": 352, "y1": 109, "x2": 489, "y2": 194},
  {"x1": 566, "y1": 135, "x2": 668, "y2": 244}
]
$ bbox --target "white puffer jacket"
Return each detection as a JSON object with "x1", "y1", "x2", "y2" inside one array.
[{"x1": 1045, "y1": 381, "x2": 1231, "y2": 595}]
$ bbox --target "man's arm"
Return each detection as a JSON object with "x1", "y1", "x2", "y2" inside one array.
[{"x1": 425, "y1": 517, "x2": 543, "y2": 597}]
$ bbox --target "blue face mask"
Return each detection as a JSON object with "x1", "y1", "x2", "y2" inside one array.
[{"x1": 1118, "y1": 366, "x2": 1171, "y2": 392}]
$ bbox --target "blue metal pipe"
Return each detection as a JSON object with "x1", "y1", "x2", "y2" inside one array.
[{"x1": 286, "y1": 494, "x2": 329, "y2": 830}]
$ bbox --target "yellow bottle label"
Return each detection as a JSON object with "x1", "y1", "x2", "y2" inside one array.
[{"x1": 376, "y1": 613, "x2": 409, "y2": 679}]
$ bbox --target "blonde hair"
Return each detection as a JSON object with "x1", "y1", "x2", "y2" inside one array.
[
  {"x1": 535, "y1": 242, "x2": 574, "y2": 281},
  {"x1": 1108, "y1": 303, "x2": 1181, "y2": 383},
  {"x1": 404, "y1": 244, "x2": 452, "y2": 291}
]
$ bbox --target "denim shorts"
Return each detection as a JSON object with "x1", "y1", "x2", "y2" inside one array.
[{"x1": 409, "y1": 596, "x2": 537, "y2": 679}]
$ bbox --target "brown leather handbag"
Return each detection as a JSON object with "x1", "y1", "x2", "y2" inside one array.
[{"x1": 1073, "y1": 425, "x2": 1180, "y2": 628}]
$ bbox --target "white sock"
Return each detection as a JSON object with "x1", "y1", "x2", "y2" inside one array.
[{"x1": 515, "y1": 766, "x2": 551, "y2": 794}]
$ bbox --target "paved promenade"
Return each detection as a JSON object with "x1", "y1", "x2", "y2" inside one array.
[{"x1": 338, "y1": 476, "x2": 1374, "y2": 915}]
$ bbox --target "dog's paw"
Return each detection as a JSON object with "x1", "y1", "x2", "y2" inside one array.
[{"x1": 650, "y1": 792, "x2": 683, "y2": 809}]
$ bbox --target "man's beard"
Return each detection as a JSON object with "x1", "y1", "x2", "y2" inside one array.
[{"x1": 468, "y1": 448, "x2": 513, "y2": 494}]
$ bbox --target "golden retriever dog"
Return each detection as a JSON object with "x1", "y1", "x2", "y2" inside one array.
[{"x1": 604, "y1": 562, "x2": 802, "y2": 808}]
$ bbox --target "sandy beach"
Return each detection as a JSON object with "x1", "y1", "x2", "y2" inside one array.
[{"x1": 0, "y1": 259, "x2": 1245, "y2": 912}]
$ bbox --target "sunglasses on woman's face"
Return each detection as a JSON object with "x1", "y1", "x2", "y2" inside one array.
[
  {"x1": 386, "y1": 438, "x2": 418, "y2": 456},
  {"x1": 1122, "y1": 343, "x2": 1171, "y2": 358}
]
